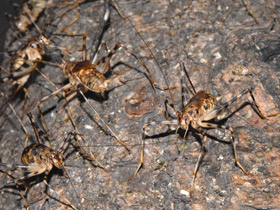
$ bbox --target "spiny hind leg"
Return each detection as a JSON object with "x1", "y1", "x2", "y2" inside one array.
[
  {"x1": 5, "y1": 162, "x2": 79, "y2": 209},
  {"x1": 72, "y1": 132, "x2": 112, "y2": 172},
  {"x1": 127, "y1": 123, "x2": 148, "y2": 181},
  {"x1": 46, "y1": 87, "x2": 113, "y2": 171},
  {"x1": 117, "y1": 43, "x2": 155, "y2": 88},
  {"x1": 227, "y1": 125, "x2": 252, "y2": 176},
  {"x1": 97, "y1": 41, "x2": 136, "y2": 76},
  {"x1": 245, "y1": 88, "x2": 279, "y2": 118},
  {"x1": 203, "y1": 88, "x2": 280, "y2": 122},
  {"x1": 93, "y1": 42, "x2": 145, "y2": 77},
  {"x1": 0, "y1": 163, "x2": 48, "y2": 180},
  {"x1": 91, "y1": 41, "x2": 123, "y2": 74},
  {"x1": 1, "y1": 173, "x2": 73, "y2": 210},
  {"x1": 190, "y1": 124, "x2": 251, "y2": 198},
  {"x1": 202, "y1": 89, "x2": 279, "y2": 174},
  {"x1": 43, "y1": 179, "x2": 78, "y2": 210},
  {"x1": 0, "y1": 163, "x2": 48, "y2": 209},
  {"x1": 27, "y1": 113, "x2": 52, "y2": 147}
]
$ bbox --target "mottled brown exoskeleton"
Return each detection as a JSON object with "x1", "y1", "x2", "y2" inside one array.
[
  {"x1": 114, "y1": 3, "x2": 280, "y2": 196},
  {"x1": 0, "y1": 112, "x2": 85, "y2": 210},
  {"x1": 128, "y1": 61, "x2": 280, "y2": 196},
  {"x1": 2, "y1": 0, "x2": 89, "y2": 105},
  {"x1": 37, "y1": 28, "x2": 155, "y2": 153},
  {"x1": 1, "y1": 33, "x2": 50, "y2": 108}
]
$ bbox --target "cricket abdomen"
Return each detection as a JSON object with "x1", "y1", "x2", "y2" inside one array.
[{"x1": 71, "y1": 60, "x2": 108, "y2": 93}]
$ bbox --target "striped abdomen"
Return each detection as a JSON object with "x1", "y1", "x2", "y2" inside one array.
[{"x1": 71, "y1": 60, "x2": 108, "y2": 94}]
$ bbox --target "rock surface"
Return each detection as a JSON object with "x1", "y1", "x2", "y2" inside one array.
[{"x1": 0, "y1": 0, "x2": 279, "y2": 209}]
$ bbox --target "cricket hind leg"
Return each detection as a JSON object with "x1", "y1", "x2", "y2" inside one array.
[
  {"x1": 93, "y1": 41, "x2": 156, "y2": 93},
  {"x1": 56, "y1": 89, "x2": 113, "y2": 171},
  {"x1": 27, "y1": 112, "x2": 52, "y2": 147},
  {"x1": 116, "y1": 43, "x2": 156, "y2": 89},
  {"x1": 78, "y1": 89, "x2": 130, "y2": 153},
  {"x1": 41, "y1": 167, "x2": 79, "y2": 210},
  {"x1": 43, "y1": 178, "x2": 78, "y2": 210},
  {"x1": 0, "y1": 164, "x2": 50, "y2": 209},
  {"x1": 188, "y1": 125, "x2": 246, "y2": 198},
  {"x1": 0, "y1": 170, "x2": 76, "y2": 210},
  {"x1": 203, "y1": 88, "x2": 280, "y2": 122},
  {"x1": 127, "y1": 123, "x2": 149, "y2": 182}
]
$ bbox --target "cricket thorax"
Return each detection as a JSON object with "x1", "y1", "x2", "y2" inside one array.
[{"x1": 178, "y1": 90, "x2": 217, "y2": 130}]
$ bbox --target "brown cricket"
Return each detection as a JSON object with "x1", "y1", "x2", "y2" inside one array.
[
  {"x1": 129, "y1": 61, "x2": 280, "y2": 196},
  {"x1": 0, "y1": 110, "x2": 82, "y2": 210},
  {"x1": 116, "y1": 3, "x2": 280, "y2": 196}
]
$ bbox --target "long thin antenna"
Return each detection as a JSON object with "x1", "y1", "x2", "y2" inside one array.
[
  {"x1": 0, "y1": 92, "x2": 30, "y2": 146},
  {"x1": 181, "y1": 62, "x2": 196, "y2": 94},
  {"x1": 78, "y1": 90, "x2": 130, "y2": 152},
  {"x1": 114, "y1": 2, "x2": 176, "y2": 109}
]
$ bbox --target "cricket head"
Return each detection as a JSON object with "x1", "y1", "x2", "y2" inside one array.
[
  {"x1": 177, "y1": 111, "x2": 191, "y2": 131},
  {"x1": 37, "y1": 34, "x2": 51, "y2": 45},
  {"x1": 51, "y1": 151, "x2": 64, "y2": 169}
]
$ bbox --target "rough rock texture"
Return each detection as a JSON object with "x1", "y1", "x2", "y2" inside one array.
[{"x1": 0, "y1": 0, "x2": 279, "y2": 209}]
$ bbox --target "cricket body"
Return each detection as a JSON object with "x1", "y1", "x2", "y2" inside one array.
[
  {"x1": 36, "y1": 38, "x2": 133, "y2": 153},
  {"x1": 64, "y1": 60, "x2": 108, "y2": 94},
  {"x1": 37, "y1": 40, "x2": 133, "y2": 168},
  {"x1": 0, "y1": 112, "x2": 81, "y2": 210},
  {"x1": 1, "y1": 33, "x2": 50, "y2": 108},
  {"x1": 20, "y1": 143, "x2": 64, "y2": 175},
  {"x1": 37, "y1": 24, "x2": 154, "y2": 153},
  {"x1": 115, "y1": 3, "x2": 280, "y2": 196},
  {"x1": 166, "y1": 63, "x2": 279, "y2": 196},
  {"x1": 129, "y1": 59, "x2": 280, "y2": 196},
  {"x1": 60, "y1": 42, "x2": 123, "y2": 96},
  {"x1": 177, "y1": 90, "x2": 217, "y2": 132}
]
